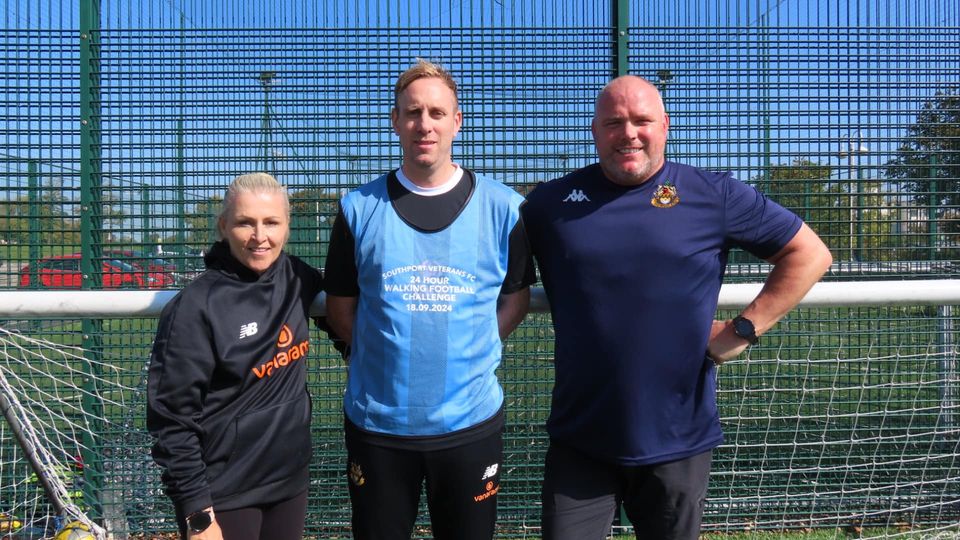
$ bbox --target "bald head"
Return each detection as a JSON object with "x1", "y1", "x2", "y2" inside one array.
[
  {"x1": 594, "y1": 76, "x2": 665, "y2": 118},
  {"x1": 590, "y1": 75, "x2": 670, "y2": 186}
]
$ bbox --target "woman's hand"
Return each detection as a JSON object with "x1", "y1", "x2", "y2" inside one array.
[
  {"x1": 189, "y1": 519, "x2": 223, "y2": 540},
  {"x1": 187, "y1": 508, "x2": 223, "y2": 540}
]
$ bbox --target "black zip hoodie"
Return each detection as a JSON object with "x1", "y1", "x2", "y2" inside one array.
[{"x1": 147, "y1": 241, "x2": 322, "y2": 516}]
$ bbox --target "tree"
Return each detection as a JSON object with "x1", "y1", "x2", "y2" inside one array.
[
  {"x1": 727, "y1": 159, "x2": 840, "y2": 264},
  {"x1": 757, "y1": 158, "x2": 935, "y2": 262},
  {"x1": 184, "y1": 196, "x2": 222, "y2": 249},
  {"x1": 885, "y1": 88, "x2": 960, "y2": 257},
  {"x1": 0, "y1": 191, "x2": 81, "y2": 247},
  {"x1": 289, "y1": 187, "x2": 341, "y2": 217},
  {"x1": 287, "y1": 187, "x2": 342, "y2": 260},
  {"x1": 886, "y1": 88, "x2": 960, "y2": 210},
  {"x1": 753, "y1": 159, "x2": 848, "y2": 251},
  {"x1": 759, "y1": 158, "x2": 834, "y2": 221}
]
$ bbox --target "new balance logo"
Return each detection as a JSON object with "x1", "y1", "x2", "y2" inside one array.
[
  {"x1": 563, "y1": 189, "x2": 590, "y2": 202},
  {"x1": 239, "y1": 322, "x2": 258, "y2": 339},
  {"x1": 481, "y1": 463, "x2": 499, "y2": 481}
]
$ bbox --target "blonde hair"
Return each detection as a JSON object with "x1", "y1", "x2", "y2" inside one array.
[
  {"x1": 393, "y1": 58, "x2": 458, "y2": 109},
  {"x1": 217, "y1": 173, "x2": 290, "y2": 241},
  {"x1": 220, "y1": 172, "x2": 290, "y2": 219}
]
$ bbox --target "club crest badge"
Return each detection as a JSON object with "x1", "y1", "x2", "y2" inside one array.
[
  {"x1": 651, "y1": 182, "x2": 679, "y2": 208},
  {"x1": 349, "y1": 461, "x2": 365, "y2": 486}
]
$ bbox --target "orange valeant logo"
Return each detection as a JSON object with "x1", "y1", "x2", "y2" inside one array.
[
  {"x1": 473, "y1": 482, "x2": 499, "y2": 502},
  {"x1": 276, "y1": 324, "x2": 294, "y2": 348},
  {"x1": 252, "y1": 324, "x2": 309, "y2": 379}
]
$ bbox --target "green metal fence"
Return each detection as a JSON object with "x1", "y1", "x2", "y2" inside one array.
[{"x1": 2, "y1": 0, "x2": 960, "y2": 537}]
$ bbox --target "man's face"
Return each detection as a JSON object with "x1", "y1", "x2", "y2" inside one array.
[
  {"x1": 591, "y1": 77, "x2": 669, "y2": 186},
  {"x1": 391, "y1": 77, "x2": 462, "y2": 180}
]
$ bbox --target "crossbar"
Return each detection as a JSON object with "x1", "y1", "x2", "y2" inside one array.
[{"x1": 0, "y1": 280, "x2": 958, "y2": 318}]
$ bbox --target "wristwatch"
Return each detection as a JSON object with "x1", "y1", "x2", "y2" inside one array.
[
  {"x1": 186, "y1": 509, "x2": 213, "y2": 534},
  {"x1": 732, "y1": 315, "x2": 759, "y2": 345}
]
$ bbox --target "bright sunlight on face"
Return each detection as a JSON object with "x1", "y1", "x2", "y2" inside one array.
[{"x1": 219, "y1": 190, "x2": 289, "y2": 275}]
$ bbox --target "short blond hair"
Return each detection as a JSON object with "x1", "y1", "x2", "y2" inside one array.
[
  {"x1": 394, "y1": 59, "x2": 458, "y2": 109},
  {"x1": 220, "y1": 172, "x2": 290, "y2": 220}
]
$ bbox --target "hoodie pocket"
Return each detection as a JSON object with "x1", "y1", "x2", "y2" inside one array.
[{"x1": 208, "y1": 392, "x2": 312, "y2": 498}]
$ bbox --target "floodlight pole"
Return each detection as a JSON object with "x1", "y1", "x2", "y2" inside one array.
[
  {"x1": 839, "y1": 131, "x2": 868, "y2": 261},
  {"x1": 260, "y1": 71, "x2": 276, "y2": 173},
  {"x1": 656, "y1": 70, "x2": 673, "y2": 159}
]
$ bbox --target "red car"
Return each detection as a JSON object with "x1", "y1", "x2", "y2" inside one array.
[
  {"x1": 18, "y1": 253, "x2": 159, "y2": 289},
  {"x1": 104, "y1": 250, "x2": 179, "y2": 287}
]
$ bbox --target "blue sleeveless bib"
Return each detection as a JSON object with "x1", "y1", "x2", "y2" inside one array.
[{"x1": 341, "y1": 171, "x2": 524, "y2": 435}]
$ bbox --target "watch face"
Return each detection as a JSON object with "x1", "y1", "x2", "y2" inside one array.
[
  {"x1": 187, "y1": 511, "x2": 212, "y2": 533},
  {"x1": 733, "y1": 316, "x2": 758, "y2": 344}
]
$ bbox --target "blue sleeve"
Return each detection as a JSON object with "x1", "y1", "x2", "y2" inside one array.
[{"x1": 724, "y1": 176, "x2": 803, "y2": 259}]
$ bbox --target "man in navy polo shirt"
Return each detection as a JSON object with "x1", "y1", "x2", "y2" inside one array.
[{"x1": 523, "y1": 75, "x2": 832, "y2": 540}]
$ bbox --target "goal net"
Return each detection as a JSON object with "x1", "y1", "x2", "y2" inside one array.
[
  {"x1": 0, "y1": 326, "x2": 137, "y2": 540},
  {"x1": 0, "y1": 285, "x2": 958, "y2": 539},
  {"x1": 711, "y1": 309, "x2": 960, "y2": 538}
]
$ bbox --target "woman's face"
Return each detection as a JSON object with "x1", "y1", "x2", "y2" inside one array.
[{"x1": 218, "y1": 190, "x2": 289, "y2": 274}]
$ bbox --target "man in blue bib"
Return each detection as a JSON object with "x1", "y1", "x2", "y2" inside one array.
[
  {"x1": 523, "y1": 76, "x2": 833, "y2": 540},
  {"x1": 324, "y1": 59, "x2": 535, "y2": 540}
]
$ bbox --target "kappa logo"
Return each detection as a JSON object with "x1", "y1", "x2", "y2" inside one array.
[
  {"x1": 239, "y1": 322, "x2": 258, "y2": 339},
  {"x1": 562, "y1": 189, "x2": 590, "y2": 202},
  {"x1": 481, "y1": 463, "x2": 499, "y2": 481}
]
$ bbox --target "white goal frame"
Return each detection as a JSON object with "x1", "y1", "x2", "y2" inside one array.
[{"x1": 0, "y1": 279, "x2": 958, "y2": 318}]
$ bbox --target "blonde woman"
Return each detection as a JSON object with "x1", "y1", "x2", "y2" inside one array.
[{"x1": 148, "y1": 173, "x2": 323, "y2": 540}]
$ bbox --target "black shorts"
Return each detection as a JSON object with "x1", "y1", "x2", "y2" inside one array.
[
  {"x1": 541, "y1": 442, "x2": 712, "y2": 540},
  {"x1": 344, "y1": 420, "x2": 503, "y2": 540}
]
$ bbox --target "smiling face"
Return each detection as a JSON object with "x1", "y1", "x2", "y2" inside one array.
[
  {"x1": 218, "y1": 189, "x2": 289, "y2": 275},
  {"x1": 391, "y1": 76, "x2": 462, "y2": 186},
  {"x1": 591, "y1": 76, "x2": 670, "y2": 186}
]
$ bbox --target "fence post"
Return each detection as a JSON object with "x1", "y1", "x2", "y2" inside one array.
[
  {"x1": 79, "y1": 0, "x2": 105, "y2": 523},
  {"x1": 929, "y1": 154, "x2": 939, "y2": 259},
  {"x1": 940, "y1": 305, "x2": 956, "y2": 431},
  {"x1": 176, "y1": 14, "x2": 187, "y2": 267},
  {"x1": 612, "y1": 0, "x2": 629, "y2": 78},
  {"x1": 611, "y1": 4, "x2": 632, "y2": 531},
  {"x1": 27, "y1": 160, "x2": 39, "y2": 286}
]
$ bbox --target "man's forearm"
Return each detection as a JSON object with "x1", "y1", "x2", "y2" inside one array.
[
  {"x1": 325, "y1": 294, "x2": 358, "y2": 344},
  {"x1": 708, "y1": 223, "x2": 832, "y2": 364},
  {"x1": 497, "y1": 287, "x2": 531, "y2": 340},
  {"x1": 742, "y1": 223, "x2": 833, "y2": 334}
]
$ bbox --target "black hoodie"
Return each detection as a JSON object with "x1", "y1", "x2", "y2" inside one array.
[{"x1": 147, "y1": 241, "x2": 323, "y2": 516}]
